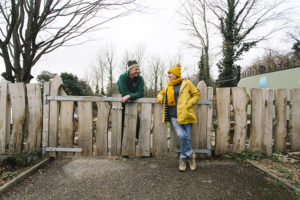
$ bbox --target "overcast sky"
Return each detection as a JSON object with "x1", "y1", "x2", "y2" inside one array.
[{"x1": 1, "y1": 0, "x2": 300, "y2": 82}]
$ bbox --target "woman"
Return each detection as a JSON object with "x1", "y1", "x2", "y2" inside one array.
[{"x1": 157, "y1": 64, "x2": 200, "y2": 172}]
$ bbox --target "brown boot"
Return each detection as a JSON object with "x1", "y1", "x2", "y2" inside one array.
[
  {"x1": 188, "y1": 152, "x2": 197, "y2": 171},
  {"x1": 179, "y1": 158, "x2": 187, "y2": 172}
]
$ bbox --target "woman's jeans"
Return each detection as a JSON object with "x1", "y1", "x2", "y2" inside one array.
[{"x1": 171, "y1": 118, "x2": 193, "y2": 159}]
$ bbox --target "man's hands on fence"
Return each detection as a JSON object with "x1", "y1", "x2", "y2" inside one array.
[{"x1": 120, "y1": 95, "x2": 130, "y2": 103}]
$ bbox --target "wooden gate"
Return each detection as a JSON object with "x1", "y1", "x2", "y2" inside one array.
[{"x1": 44, "y1": 76, "x2": 213, "y2": 157}]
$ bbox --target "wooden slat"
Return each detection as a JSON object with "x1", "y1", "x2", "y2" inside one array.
[
  {"x1": 95, "y1": 102, "x2": 110, "y2": 156},
  {"x1": 215, "y1": 88, "x2": 231, "y2": 155},
  {"x1": 274, "y1": 89, "x2": 287, "y2": 153},
  {"x1": 111, "y1": 93, "x2": 122, "y2": 156},
  {"x1": 8, "y1": 83, "x2": 26, "y2": 153},
  {"x1": 59, "y1": 101, "x2": 74, "y2": 156},
  {"x1": 122, "y1": 103, "x2": 138, "y2": 156},
  {"x1": 152, "y1": 103, "x2": 168, "y2": 157},
  {"x1": 136, "y1": 103, "x2": 152, "y2": 157},
  {"x1": 290, "y1": 88, "x2": 300, "y2": 151},
  {"x1": 232, "y1": 87, "x2": 249, "y2": 153},
  {"x1": 24, "y1": 84, "x2": 42, "y2": 151},
  {"x1": 49, "y1": 75, "x2": 63, "y2": 157},
  {"x1": 77, "y1": 102, "x2": 93, "y2": 156},
  {"x1": 0, "y1": 83, "x2": 10, "y2": 153},
  {"x1": 191, "y1": 103, "x2": 200, "y2": 149},
  {"x1": 42, "y1": 82, "x2": 50, "y2": 149},
  {"x1": 198, "y1": 81, "x2": 208, "y2": 148},
  {"x1": 262, "y1": 89, "x2": 273, "y2": 156},
  {"x1": 206, "y1": 87, "x2": 213, "y2": 150},
  {"x1": 249, "y1": 88, "x2": 264, "y2": 153}
]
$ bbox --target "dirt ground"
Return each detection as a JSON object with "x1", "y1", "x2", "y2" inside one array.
[{"x1": 1, "y1": 157, "x2": 299, "y2": 200}]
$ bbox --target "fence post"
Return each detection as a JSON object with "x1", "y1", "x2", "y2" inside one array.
[
  {"x1": 8, "y1": 83, "x2": 26, "y2": 153},
  {"x1": 274, "y1": 89, "x2": 287, "y2": 153},
  {"x1": 215, "y1": 87, "x2": 231, "y2": 155},
  {"x1": 290, "y1": 88, "x2": 300, "y2": 151},
  {"x1": 0, "y1": 83, "x2": 9, "y2": 153},
  {"x1": 42, "y1": 82, "x2": 50, "y2": 153},
  {"x1": 49, "y1": 76, "x2": 63, "y2": 157}
]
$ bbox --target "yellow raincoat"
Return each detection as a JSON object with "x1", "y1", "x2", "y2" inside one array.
[{"x1": 157, "y1": 79, "x2": 200, "y2": 124}]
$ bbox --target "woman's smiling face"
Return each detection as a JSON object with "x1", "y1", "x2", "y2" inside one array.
[{"x1": 168, "y1": 72, "x2": 177, "y2": 81}]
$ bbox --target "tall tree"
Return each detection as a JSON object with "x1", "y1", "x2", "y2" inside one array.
[
  {"x1": 36, "y1": 70, "x2": 56, "y2": 83},
  {"x1": 211, "y1": 0, "x2": 289, "y2": 87},
  {"x1": 181, "y1": 0, "x2": 212, "y2": 85},
  {"x1": 198, "y1": 50, "x2": 205, "y2": 81},
  {"x1": 0, "y1": 0, "x2": 137, "y2": 83}
]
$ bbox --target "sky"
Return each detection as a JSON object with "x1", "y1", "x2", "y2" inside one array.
[{"x1": 1, "y1": 0, "x2": 300, "y2": 83}]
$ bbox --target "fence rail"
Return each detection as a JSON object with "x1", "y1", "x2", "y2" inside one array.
[{"x1": 0, "y1": 75, "x2": 299, "y2": 158}]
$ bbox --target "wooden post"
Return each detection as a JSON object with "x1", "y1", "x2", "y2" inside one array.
[
  {"x1": 78, "y1": 102, "x2": 93, "y2": 156},
  {"x1": 95, "y1": 102, "x2": 110, "y2": 156},
  {"x1": 8, "y1": 83, "x2": 26, "y2": 153},
  {"x1": 122, "y1": 103, "x2": 138, "y2": 156},
  {"x1": 49, "y1": 76, "x2": 63, "y2": 157},
  {"x1": 262, "y1": 89, "x2": 273, "y2": 156},
  {"x1": 0, "y1": 83, "x2": 9, "y2": 153},
  {"x1": 136, "y1": 103, "x2": 152, "y2": 157},
  {"x1": 24, "y1": 83, "x2": 42, "y2": 151},
  {"x1": 111, "y1": 93, "x2": 122, "y2": 156},
  {"x1": 59, "y1": 101, "x2": 74, "y2": 156},
  {"x1": 152, "y1": 103, "x2": 168, "y2": 157},
  {"x1": 232, "y1": 87, "x2": 249, "y2": 153},
  {"x1": 249, "y1": 88, "x2": 264, "y2": 153},
  {"x1": 274, "y1": 89, "x2": 287, "y2": 153},
  {"x1": 42, "y1": 82, "x2": 50, "y2": 151},
  {"x1": 290, "y1": 88, "x2": 300, "y2": 151},
  {"x1": 206, "y1": 87, "x2": 213, "y2": 151},
  {"x1": 215, "y1": 88, "x2": 231, "y2": 155},
  {"x1": 198, "y1": 81, "x2": 208, "y2": 149}
]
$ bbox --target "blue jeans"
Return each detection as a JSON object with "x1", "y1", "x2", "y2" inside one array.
[{"x1": 171, "y1": 118, "x2": 193, "y2": 159}]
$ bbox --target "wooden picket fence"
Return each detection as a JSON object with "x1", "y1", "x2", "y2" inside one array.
[{"x1": 0, "y1": 75, "x2": 299, "y2": 157}]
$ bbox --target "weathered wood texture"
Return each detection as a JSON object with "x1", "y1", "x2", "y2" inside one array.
[
  {"x1": 24, "y1": 84, "x2": 42, "y2": 151},
  {"x1": 249, "y1": 88, "x2": 273, "y2": 156},
  {"x1": 249, "y1": 88, "x2": 264, "y2": 153},
  {"x1": 152, "y1": 103, "x2": 168, "y2": 157},
  {"x1": 206, "y1": 87, "x2": 213, "y2": 150},
  {"x1": 122, "y1": 103, "x2": 138, "y2": 156},
  {"x1": 290, "y1": 88, "x2": 300, "y2": 151},
  {"x1": 215, "y1": 88, "x2": 231, "y2": 155},
  {"x1": 232, "y1": 87, "x2": 249, "y2": 153},
  {"x1": 59, "y1": 101, "x2": 74, "y2": 156},
  {"x1": 0, "y1": 83, "x2": 10, "y2": 153},
  {"x1": 111, "y1": 93, "x2": 122, "y2": 156},
  {"x1": 77, "y1": 102, "x2": 93, "y2": 156},
  {"x1": 8, "y1": 83, "x2": 26, "y2": 153},
  {"x1": 49, "y1": 75, "x2": 63, "y2": 157},
  {"x1": 262, "y1": 89, "x2": 273, "y2": 156},
  {"x1": 95, "y1": 102, "x2": 110, "y2": 156},
  {"x1": 136, "y1": 103, "x2": 152, "y2": 157},
  {"x1": 274, "y1": 89, "x2": 287, "y2": 153},
  {"x1": 42, "y1": 82, "x2": 50, "y2": 149}
]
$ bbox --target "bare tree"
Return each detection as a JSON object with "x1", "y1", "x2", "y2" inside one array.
[
  {"x1": 0, "y1": 0, "x2": 137, "y2": 83},
  {"x1": 105, "y1": 47, "x2": 115, "y2": 96},
  {"x1": 94, "y1": 53, "x2": 107, "y2": 95},
  {"x1": 181, "y1": 0, "x2": 212, "y2": 85}
]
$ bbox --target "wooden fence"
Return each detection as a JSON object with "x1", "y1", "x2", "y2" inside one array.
[{"x1": 0, "y1": 75, "x2": 299, "y2": 157}]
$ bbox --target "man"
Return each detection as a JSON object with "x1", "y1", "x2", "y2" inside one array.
[
  {"x1": 117, "y1": 60, "x2": 144, "y2": 141},
  {"x1": 117, "y1": 60, "x2": 144, "y2": 102}
]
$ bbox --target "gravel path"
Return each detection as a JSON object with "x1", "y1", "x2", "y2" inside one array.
[{"x1": 1, "y1": 157, "x2": 298, "y2": 200}]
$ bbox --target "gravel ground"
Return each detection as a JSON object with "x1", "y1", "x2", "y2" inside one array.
[{"x1": 1, "y1": 157, "x2": 298, "y2": 200}]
